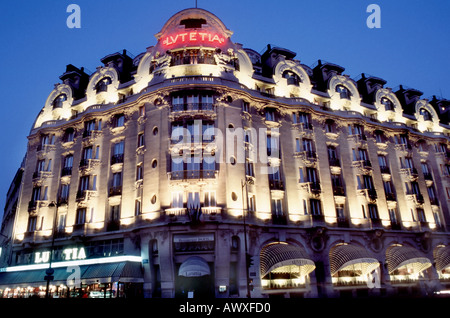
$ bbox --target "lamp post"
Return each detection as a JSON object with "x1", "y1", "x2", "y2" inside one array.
[
  {"x1": 45, "y1": 201, "x2": 57, "y2": 298},
  {"x1": 241, "y1": 179, "x2": 251, "y2": 298}
]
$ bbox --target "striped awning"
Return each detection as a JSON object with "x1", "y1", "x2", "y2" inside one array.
[
  {"x1": 386, "y1": 244, "x2": 432, "y2": 274},
  {"x1": 329, "y1": 243, "x2": 379, "y2": 276},
  {"x1": 178, "y1": 256, "x2": 210, "y2": 277},
  {"x1": 0, "y1": 261, "x2": 143, "y2": 288},
  {"x1": 434, "y1": 245, "x2": 450, "y2": 272},
  {"x1": 260, "y1": 242, "x2": 315, "y2": 278}
]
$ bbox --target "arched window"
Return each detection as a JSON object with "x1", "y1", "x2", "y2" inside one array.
[
  {"x1": 420, "y1": 108, "x2": 432, "y2": 121},
  {"x1": 336, "y1": 85, "x2": 351, "y2": 100},
  {"x1": 282, "y1": 71, "x2": 301, "y2": 86},
  {"x1": 52, "y1": 94, "x2": 67, "y2": 109},
  {"x1": 381, "y1": 97, "x2": 394, "y2": 111},
  {"x1": 95, "y1": 77, "x2": 112, "y2": 93}
]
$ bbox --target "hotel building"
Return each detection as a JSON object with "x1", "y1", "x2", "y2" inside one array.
[{"x1": 0, "y1": 8, "x2": 449, "y2": 298}]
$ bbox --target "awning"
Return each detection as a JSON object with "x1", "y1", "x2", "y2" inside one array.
[
  {"x1": 178, "y1": 256, "x2": 210, "y2": 277},
  {"x1": 260, "y1": 242, "x2": 315, "y2": 278},
  {"x1": 0, "y1": 261, "x2": 143, "y2": 288},
  {"x1": 434, "y1": 245, "x2": 450, "y2": 272},
  {"x1": 329, "y1": 243, "x2": 379, "y2": 276},
  {"x1": 386, "y1": 244, "x2": 432, "y2": 274}
]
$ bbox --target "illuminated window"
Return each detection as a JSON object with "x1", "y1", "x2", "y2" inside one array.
[
  {"x1": 95, "y1": 77, "x2": 111, "y2": 93},
  {"x1": 381, "y1": 97, "x2": 394, "y2": 111},
  {"x1": 171, "y1": 192, "x2": 184, "y2": 208},
  {"x1": 419, "y1": 108, "x2": 432, "y2": 121},
  {"x1": 336, "y1": 85, "x2": 351, "y2": 100},
  {"x1": 52, "y1": 94, "x2": 67, "y2": 109},
  {"x1": 204, "y1": 191, "x2": 216, "y2": 207}
]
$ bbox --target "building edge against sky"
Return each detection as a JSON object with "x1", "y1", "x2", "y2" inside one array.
[{"x1": 0, "y1": 7, "x2": 449, "y2": 298}]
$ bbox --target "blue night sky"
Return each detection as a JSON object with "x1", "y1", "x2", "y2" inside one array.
[{"x1": 0, "y1": 0, "x2": 449, "y2": 222}]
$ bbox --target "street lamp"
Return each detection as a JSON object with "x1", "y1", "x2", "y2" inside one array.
[
  {"x1": 241, "y1": 179, "x2": 252, "y2": 298},
  {"x1": 45, "y1": 201, "x2": 57, "y2": 298}
]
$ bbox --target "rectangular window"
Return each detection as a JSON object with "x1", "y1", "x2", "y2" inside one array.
[
  {"x1": 27, "y1": 216, "x2": 37, "y2": 232},
  {"x1": 138, "y1": 132, "x2": 145, "y2": 147},
  {"x1": 114, "y1": 115, "x2": 125, "y2": 128},
  {"x1": 417, "y1": 208, "x2": 426, "y2": 223},
  {"x1": 378, "y1": 155, "x2": 387, "y2": 168},
  {"x1": 368, "y1": 204, "x2": 379, "y2": 219},
  {"x1": 110, "y1": 205, "x2": 120, "y2": 222},
  {"x1": 295, "y1": 138, "x2": 301, "y2": 153},
  {"x1": 336, "y1": 204, "x2": 345, "y2": 219},
  {"x1": 327, "y1": 146, "x2": 338, "y2": 160},
  {"x1": 242, "y1": 101, "x2": 250, "y2": 113},
  {"x1": 136, "y1": 164, "x2": 143, "y2": 181},
  {"x1": 82, "y1": 146, "x2": 93, "y2": 160},
  {"x1": 58, "y1": 214, "x2": 66, "y2": 232},
  {"x1": 245, "y1": 159, "x2": 254, "y2": 177},
  {"x1": 79, "y1": 176, "x2": 90, "y2": 191},
  {"x1": 112, "y1": 172, "x2": 122, "y2": 187},
  {"x1": 113, "y1": 141, "x2": 124, "y2": 155},
  {"x1": 32, "y1": 186, "x2": 41, "y2": 202},
  {"x1": 302, "y1": 138, "x2": 314, "y2": 152},
  {"x1": 248, "y1": 195, "x2": 256, "y2": 212},
  {"x1": 388, "y1": 208, "x2": 398, "y2": 224},
  {"x1": 60, "y1": 184, "x2": 70, "y2": 200},
  {"x1": 135, "y1": 200, "x2": 141, "y2": 216},
  {"x1": 310, "y1": 199, "x2": 322, "y2": 216},
  {"x1": 36, "y1": 159, "x2": 46, "y2": 172},
  {"x1": 76, "y1": 208, "x2": 86, "y2": 225},
  {"x1": 271, "y1": 198, "x2": 283, "y2": 215},
  {"x1": 204, "y1": 191, "x2": 216, "y2": 207},
  {"x1": 171, "y1": 192, "x2": 184, "y2": 208}
]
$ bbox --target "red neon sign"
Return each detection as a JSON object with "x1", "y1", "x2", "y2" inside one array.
[{"x1": 162, "y1": 31, "x2": 226, "y2": 47}]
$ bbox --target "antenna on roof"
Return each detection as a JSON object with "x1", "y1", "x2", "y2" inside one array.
[{"x1": 195, "y1": 0, "x2": 198, "y2": 8}]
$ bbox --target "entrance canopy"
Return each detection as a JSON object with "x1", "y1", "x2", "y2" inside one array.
[
  {"x1": 260, "y1": 242, "x2": 315, "y2": 278},
  {"x1": 329, "y1": 243, "x2": 380, "y2": 276},
  {"x1": 434, "y1": 245, "x2": 450, "y2": 272},
  {"x1": 178, "y1": 256, "x2": 210, "y2": 277},
  {"x1": 0, "y1": 261, "x2": 143, "y2": 288},
  {"x1": 386, "y1": 244, "x2": 432, "y2": 274}
]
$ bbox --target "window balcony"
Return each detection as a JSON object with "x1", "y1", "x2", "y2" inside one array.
[
  {"x1": 109, "y1": 186, "x2": 122, "y2": 197},
  {"x1": 329, "y1": 158, "x2": 340, "y2": 167},
  {"x1": 429, "y1": 197, "x2": 439, "y2": 206},
  {"x1": 111, "y1": 154, "x2": 124, "y2": 165},
  {"x1": 106, "y1": 220, "x2": 120, "y2": 232},
  {"x1": 61, "y1": 167, "x2": 73, "y2": 177},
  {"x1": 269, "y1": 179, "x2": 285, "y2": 191},
  {"x1": 272, "y1": 213, "x2": 287, "y2": 225},
  {"x1": 169, "y1": 170, "x2": 217, "y2": 181},
  {"x1": 359, "y1": 188, "x2": 377, "y2": 201},
  {"x1": 423, "y1": 173, "x2": 433, "y2": 181},
  {"x1": 385, "y1": 192, "x2": 396, "y2": 201},
  {"x1": 337, "y1": 217, "x2": 350, "y2": 228},
  {"x1": 333, "y1": 186, "x2": 345, "y2": 196},
  {"x1": 57, "y1": 196, "x2": 69, "y2": 206},
  {"x1": 379, "y1": 166, "x2": 390, "y2": 175},
  {"x1": 28, "y1": 200, "x2": 38, "y2": 212}
]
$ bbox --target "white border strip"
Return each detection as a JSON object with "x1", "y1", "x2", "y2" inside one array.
[{"x1": 2, "y1": 255, "x2": 142, "y2": 272}]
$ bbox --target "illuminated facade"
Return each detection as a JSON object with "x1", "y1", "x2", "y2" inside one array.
[{"x1": 1, "y1": 8, "x2": 450, "y2": 298}]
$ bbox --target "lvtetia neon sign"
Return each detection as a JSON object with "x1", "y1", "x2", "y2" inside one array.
[{"x1": 162, "y1": 31, "x2": 226, "y2": 47}]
